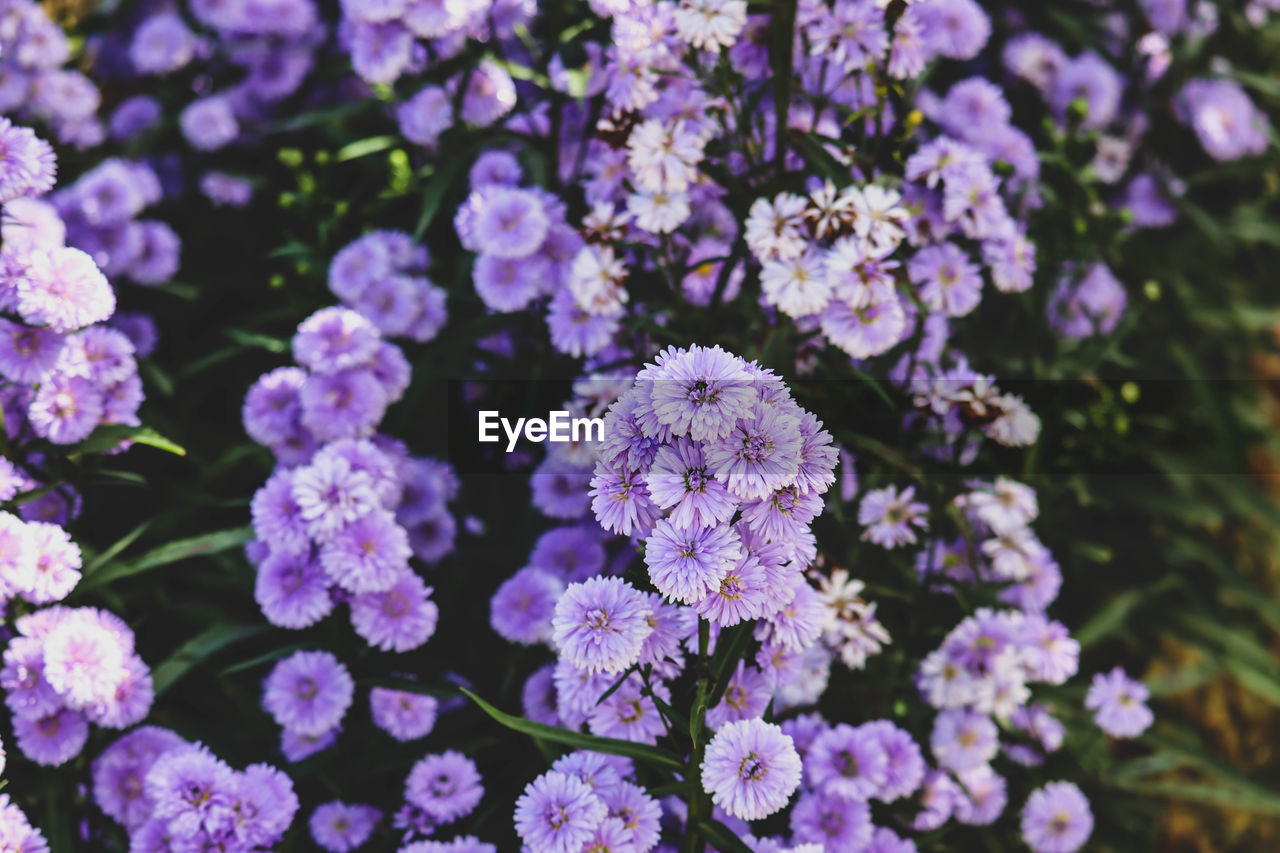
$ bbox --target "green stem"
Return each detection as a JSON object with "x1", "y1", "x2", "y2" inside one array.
[{"x1": 680, "y1": 619, "x2": 713, "y2": 853}]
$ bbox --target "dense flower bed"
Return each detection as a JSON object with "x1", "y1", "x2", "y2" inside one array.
[{"x1": 0, "y1": 0, "x2": 1278, "y2": 850}]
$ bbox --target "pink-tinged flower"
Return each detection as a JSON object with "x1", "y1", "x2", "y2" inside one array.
[{"x1": 370, "y1": 688, "x2": 437, "y2": 741}]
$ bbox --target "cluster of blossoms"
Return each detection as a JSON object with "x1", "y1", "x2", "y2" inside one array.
[
  {"x1": 0, "y1": 117, "x2": 163, "y2": 847},
  {"x1": 514, "y1": 750, "x2": 662, "y2": 853},
  {"x1": 0, "y1": 123, "x2": 147, "y2": 447},
  {"x1": 52, "y1": 157, "x2": 180, "y2": 287},
  {"x1": 245, "y1": 305, "x2": 454, "y2": 651},
  {"x1": 0, "y1": 0, "x2": 103, "y2": 147},
  {"x1": 2, "y1": 605, "x2": 151, "y2": 768},
  {"x1": 93, "y1": 725, "x2": 298, "y2": 850},
  {"x1": 328, "y1": 229, "x2": 448, "y2": 342},
  {"x1": 340, "y1": 0, "x2": 520, "y2": 111}
]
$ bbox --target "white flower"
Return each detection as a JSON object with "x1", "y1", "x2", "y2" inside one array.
[
  {"x1": 744, "y1": 193, "x2": 809, "y2": 262},
  {"x1": 851, "y1": 185, "x2": 909, "y2": 251},
  {"x1": 674, "y1": 0, "x2": 748, "y2": 51},
  {"x1": 760, "y1": 248, "x2": 832, "y2": 318},
  {"x1": 627, "y1": 118, "x2": 706, "y2": 193},
  {"x1": 627, "y1": 190, "x2": 691, "y2": 233},
  {"x1": 568, "y1": 245, "x2": 629, "y2": 316}
]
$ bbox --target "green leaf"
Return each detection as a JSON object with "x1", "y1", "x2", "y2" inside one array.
[
  {"x1": 335, "y1": 135, "x2": 400, "y2": 162},
  {"x1": 461, "y1": 688, "x2": 684, "y2": 770},
  {"x1": 153, "y1": 623, "x2": 269, "y2": 695},
  {"x1": 77, "y1": 526, "x2": 253, "y2": 593},
  {"x1": 414, "y1": 163, "x2": 458, "y2": 239},
  {"x1": 1111, "y1": 779, "x2": 1280, "y2": 816},
  {"x1": 82, "y1": 519, "x2": 154, "y2": 576},
  {"x1": 698, "y1": 819, "x2": 755, "y2": 853},
  {"x1": 71, "y1": 424, "x2": 186, "y2": 456}
]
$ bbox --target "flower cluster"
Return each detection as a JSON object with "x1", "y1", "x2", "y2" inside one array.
[
  {"x1": 94, "y1": 725, "x2": 298, "y2": 850},
  {"x1": 2, "y1": 605, "x2": 151, "y2": 767},
  {"x1": 515, "y1": 751, "x2": 661, "y2": 853},
  {"x1": 245, "y1": 306, "x2": 454, "y2": 652},
  {"x1": 328, "y1": 230, "x2": 448, "y2": 343}
]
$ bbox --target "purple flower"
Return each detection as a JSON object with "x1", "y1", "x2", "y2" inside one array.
[
  {"x1": 587, "y1": 674, "x2": 670, "y2": 743},
  {"x1": 551, "y1": 576, "x2": 653, "y2": 674},
  {"x1": 470, "y1": 187, "x2": 550, "y2": 259},
  {"x1": 790, "y1": 788, "x2": 873, "y2": 849},
  {"x1": 700, "y1": 717, "x2": 802, "y2": 821},
  {"x1": 473, "y1": 253, "x2": 546, "y2": 312},
  {"x1": 1084, "y1": 667, "x2": 1153, "y2": 738},
  {"x1": 531, "y1": 458, "x2": 592, "y2": 519},
  {"x1": 917, "y1": 0, "x2": 990, "y2": 60},
  {"x1": 1051, "y1": 52, "x2": 1122, "y2": 130},
  {"x1": 807, "y1": 722, "x2": 889, "y2": 800},
  {"x1": 460, "y1": 61, "x2": 516, "y2": 127},
  {"x1": 0, "y1": 119, "x2": 56, "y2": 203},
  {"x1": 1178, "y1": 78, "x2": 1270, "y2": 161},
  {"x1": 144, "y1": 742, "x2": 236, "y2": 835},
  {"x1": 930, "y1": 709, "x2": 998, "y2": 772},
  {"x1": 370, "y1": 687, "x2": 438, "y2": 741},
  {"x1": 255, "y1": 549, "x2": 334, "y2": 629},
  {"x1": 589, "y1": 459, "x2": 661, "y2": 537},
  {"x1": 399, "y1": 85, "x2": 453, "y2": 147},
  {"x1": 129, "y1": 13, "x2": 199, "y2": 75},
  {"x1": 262, "y1": 650, "x2": 354, "y2": 737},
  {"x1": 1047, "y1": 263, "x2": 1126, "y2": 339},
  {"x1": 349, "y1": 570, "x2": 439, "y2": 652},
  {"x1": 0, "y1": 318, "x2": 65, "y2": 384},
  {"x1": 644, "y1": 518, "x2": 742, "y2": 605},
  {"x1": 93, "y1": 726, "x2": 187, "y2": 831},
  {"x1": 292, "y1": 452, "x2": 381, "y2": 540},
  {"x1": 858, "y1": 485, "x2": 928, "y2": 548},
  {"x1": 646, "y1": 437, "x2": 738, "y2": 529},
  {"x1": 180, "y1": 95, "x2": 239, "y2": 151},
  {"x1": 310, "y1": 801, "x2": 381, "y2": 852},
  {"x1": 909, "y1": 243, "x2": 983, "y2": 317},
  {"x1": 514, "y1": 771, "x2": 607, "y2": 853},
  {"x1": 406, "y1": 750, "x2": 484, "y2": 824},
  {"x1": 644, "y1": 345, "x2": 757, "y2": 443},
  {"x1": 1020, "y1": 781, "x2": 1093, "y2": 853},
  {"x1": 491, "y1": 566, "x2": 564, "y2": 645},
  {"x1": 705, "y1": 402, "x2": 804, "y2": 501},
  {"x1": 320, "y1": 509, "x2": 411, "y2": 594},
  {"x1": 13, "y1": 707, "x2": 89, "y2": 766}
]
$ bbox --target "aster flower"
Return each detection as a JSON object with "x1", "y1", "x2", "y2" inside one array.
[
  {"x1": 644, "y1": 345, "x2": 757, "y2": 442},
  {"x1": 13, "y1": 707, "x2": 89, "y2": 766},
  {"x1": 858, "y1": 485, "x2": 928, "y2": 548},
  {"x1": 807, "y1": 722, "x2": 889, "y2": 800},
  {"x1": 514, "y1": 770, "x2": 608, "y2": 853},
  {"x1": 180, "y1": 95, "x2": 238, "y2": 151},
  {"x1": 310, "y1": 801, "x2": 381, "y2": 852},
  {"x1": 589, "y1": 459, "x2": 660, "y2": 537},
  {"x1": 491, "y1": 566, "x2": 564, "y2": 645},
  {"x1": 406, "y1": 750, "x2": 484, "y2": 824},
  {"x1": 1084, "y1": 667, "x2": 1153, "y2": 738},
  {"x1": 674, "y1": 0, "x2": 747, "y2": 50},
  {"x1": 1020, "y1": 782, "x2": 1093, "y2": 853},
  {"x1": 790, "y1": 789, "x2": 873, "y2": 850},
  {"x1": 0, "y1": 120, "x2": 56, "y2": 203},
  {"x1": 700, "y1": 718, "x2": 802, "y2": 821},
  {"x1": 320, "y1": 509, "x2": 411, "y2": 594},
  {"x1": 349, "y1": 570, "x2": 439, "y2": 652},
  {"x1": 930, "y1": 709, "x2": 998, "y2": 772},
  {"x1": 262, "y1": 650, "x2": 354, "y2": 737},
  {"x1": 255, "y1": 550, "x2": 334, "y2": 629},
  {"x1": 18, "y1": 246, "x2": 115, "y2": 333},
  {"x1": 370, "y1": 687, "x2": 438, "y2": 742},
  {"x1": 644, "y1": 518, "x2": 742, "y2": 605},
  {"x1": 587, "y1": 674, "x2": 671, "y2": 744},
  {"x1": 551, "y1": 576, "x2": 653, "y2": 674}
]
